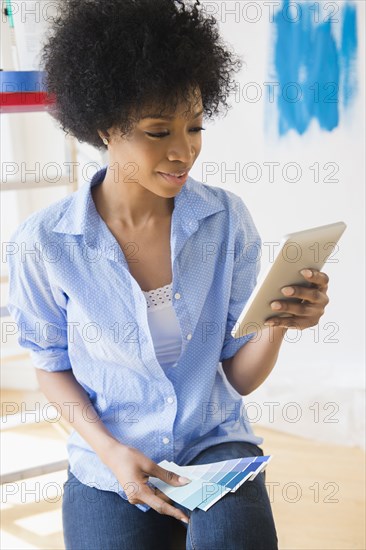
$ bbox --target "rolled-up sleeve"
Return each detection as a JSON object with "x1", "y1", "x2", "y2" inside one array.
[
  {"x1": 6, "y1": 225, "x2": 72, "y2": 372},
  {"x1": 219, "y1": 194, "x2": 261, "y2": 362}
]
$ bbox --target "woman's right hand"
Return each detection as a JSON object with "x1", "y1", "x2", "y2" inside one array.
[
  {"x1": 34, "y1": 370, "x2": 191, "y2": 521},
  {"x1": 105, "y1": 443, "x2": 192, "y2": 523}
]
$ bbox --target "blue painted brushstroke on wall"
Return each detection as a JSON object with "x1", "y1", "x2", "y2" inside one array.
[
  {"x1": 341, "y1": 3, "x2": 358, "y2": 107},
  {"x1": 273, "y1": 0, "x2": 358, "y2": 135}
]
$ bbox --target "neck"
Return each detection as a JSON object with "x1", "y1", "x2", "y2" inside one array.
[{"x1": 92, "y1": 168, "x2": 174, "y2": 230}]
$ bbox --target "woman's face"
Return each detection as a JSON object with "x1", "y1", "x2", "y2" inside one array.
[{"x1": 100, "y1": 94, "x2": 204, "y2": 198}]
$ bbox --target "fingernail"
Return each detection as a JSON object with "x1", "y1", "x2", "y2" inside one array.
[
  {"x1": 181, "y1": 517, "x2": 189, "y2": 524},
  {"x1": 271, "y1": 301, "x2": 282, "y2": 310},
  {"x1": 178, "y1": 476, "x2": 191, "y2": 484},
  {"x1": 300, "y1": 269, "x2": 312, "y2": 278},
  {"x1": 264, "y1": 321, "x2": 274, "y2": 326},
  {"x1": 281, "y1": 286, "x2": 294, "y2": 296}
]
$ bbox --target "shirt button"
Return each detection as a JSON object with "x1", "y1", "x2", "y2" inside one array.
[
  {"x1": 186, "y1": 333, "x2": 192, "y2": 340},
  {"x1": 162, "y1": 437, "x2": 170, "y2": 444},
  {"x1": 174, "y1": 292, "x2": 181, "y2": 300},
  {"x1": 167, "y1": 397, "x2": 174, "y2": 404}
]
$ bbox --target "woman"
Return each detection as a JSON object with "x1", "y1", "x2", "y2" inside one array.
[{"x1": 7, "y1": 0, "x2": 330, "y2": 548}]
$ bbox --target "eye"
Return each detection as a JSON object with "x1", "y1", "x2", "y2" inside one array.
[
  {"x1": 144, "y1": 127, "x2": 206, "y2": 139},
  {"x1": 144, "y1": 132, "x2": 169, "y2": 138}
]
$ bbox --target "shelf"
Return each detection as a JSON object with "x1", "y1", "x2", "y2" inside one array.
[
  {"x1": 1, "y1": 459, "x2": 69, "y2": 484},
  {"x1": 0, "y1": 92, "x2": 55, "y2": 113},
  {"x1": 1, "y1": 176, "x2": 74, "y2": 192},
  {"x1": 0, "y1": 71, "x2": 56, "y2": 113}
]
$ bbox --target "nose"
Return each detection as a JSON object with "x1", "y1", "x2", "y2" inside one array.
[{"x1": 166, "y1": 131, "x2": 197, "y2": 164}]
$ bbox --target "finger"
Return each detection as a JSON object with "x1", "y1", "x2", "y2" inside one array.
[
  {"x1": 142, "y1": 490, "x2": 190, "y2": 523},
  {"x1": 264, "y1": 316, "x2": 303, "y2": 330},
  {"x1": 269, "y1": 301, "x2": 327, "y2": 323},
  {"x1": 155, "y1": 487, "x2": 174, "y2": 505},
  {"x1": 151, "y1": 465, "x2": 191, "y2": 488},
  {"x1": 143, "y1": 481, "x2": 174, "y2": 505},
  {"x1": 280, "y1": 286, "x2": 329, "y2": 306},
  {"x1": 300, "y1": 269, "x2": 329, "y2": 291}
]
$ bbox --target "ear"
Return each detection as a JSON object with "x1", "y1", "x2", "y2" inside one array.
[{"x1": 97, "y1": 130, "x2": 107, "y2": 141}]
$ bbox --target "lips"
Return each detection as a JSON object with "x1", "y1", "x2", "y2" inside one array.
[
  {"x1": 166, "y1": 171, "x2": 186, "y2": 177},
  {"x1": 159, "y1": 167, "x2": 190, "y2": 176},
  {"x1": 158, "y1": 171, "x2": 189, "y2": 186}
]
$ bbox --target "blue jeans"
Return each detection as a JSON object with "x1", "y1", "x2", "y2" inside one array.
[{"x1": 62, "y1": 441, "x2": 278, "y2": 549}]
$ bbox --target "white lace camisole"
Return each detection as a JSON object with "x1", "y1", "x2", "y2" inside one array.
[{"x1": 141, "y1": 282, "x2": 182, "y2": 368}]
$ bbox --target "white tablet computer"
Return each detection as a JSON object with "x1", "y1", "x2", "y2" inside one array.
[{"x1": 231, "y1": 221, "x2": 347, "y2": 338}]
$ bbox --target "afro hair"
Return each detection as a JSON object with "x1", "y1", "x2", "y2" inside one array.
[{"x1": 41, "y1": 0, "x2": 243, "y2": 150}]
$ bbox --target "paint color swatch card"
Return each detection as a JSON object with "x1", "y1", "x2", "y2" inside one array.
[
  {"x1": 148, "y1": 455, "x2": 272, "y2": 512},
  {"x1": 148, "y1": 469, "x2": 231, "y2": 511},
  {"x1": 166, "y1": 455, "x2": 272, "y2": 492}
]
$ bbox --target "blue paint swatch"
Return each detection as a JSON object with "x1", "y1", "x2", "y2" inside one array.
[
  {"x1": 149, "y1": 474, "x2": 231, "y2": 511},
  {"x1": 149, "y1": 456, "x2": 272, "y2": 511}
]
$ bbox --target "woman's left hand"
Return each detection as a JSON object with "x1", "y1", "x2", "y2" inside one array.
[{"x1": 264, "y1": 269, "x2": 330, "y2": 330}]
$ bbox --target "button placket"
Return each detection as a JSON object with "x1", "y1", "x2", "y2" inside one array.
[
  {"x1": 172, "y1": 283, "x2": 194, "y2": 358},
  {"x1": 174, "y1": 290, "x2": 191, "y2": 342},
  {"x1": 158, "y1": 385, "x2": 178, "y2": 455}
]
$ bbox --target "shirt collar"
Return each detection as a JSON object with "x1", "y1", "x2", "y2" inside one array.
[{"x1": 51, "y1": 165, "x2": 226, "y2": 254}]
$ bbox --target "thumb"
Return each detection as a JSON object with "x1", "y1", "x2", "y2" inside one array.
[{"x1": 154, "y1": 465, "x2": 192, "y2": 487}]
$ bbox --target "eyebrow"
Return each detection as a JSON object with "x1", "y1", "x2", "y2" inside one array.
[{"x1": 140, "y1": 109, "x2": 204, "y2": 120}]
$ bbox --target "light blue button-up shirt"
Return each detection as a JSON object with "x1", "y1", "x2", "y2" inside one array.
[{"x1": 6, "y1": 166, "x2": 263, "y2": 512}]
